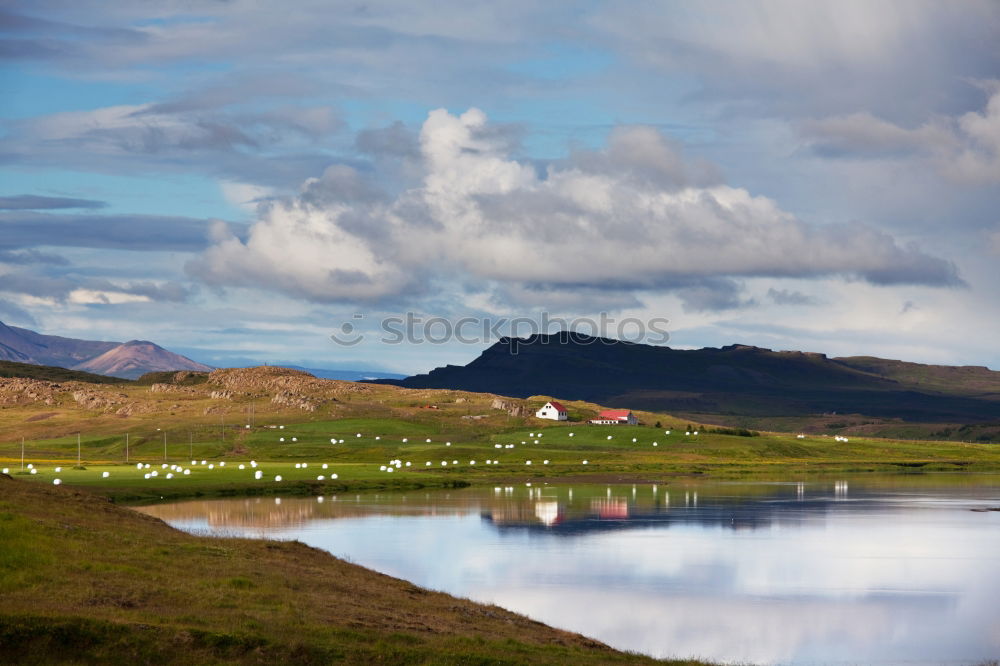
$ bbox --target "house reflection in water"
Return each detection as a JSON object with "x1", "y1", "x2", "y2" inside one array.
[
  {"x1": 534, "y1": 501, "x2": 562, "y2": 526},
  {"x1": 479, "y1": 485, "x2": 823, "y2": 534},
  {"x1": 590, "y1": 498, "x2": 629, "y2": 519}
]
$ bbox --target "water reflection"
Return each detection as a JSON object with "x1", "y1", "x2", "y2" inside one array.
[{"x1": 138, "y1": 477, "x2": 1000, "y2": 665}]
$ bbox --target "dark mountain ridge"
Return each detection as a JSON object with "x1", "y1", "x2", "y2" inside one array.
[
  {"x1": 375, "y1": 332, "x2": 1000, "y2": 424},
  {"x1": 0, "y1": 360, "x2": 129, "y2": 384}
]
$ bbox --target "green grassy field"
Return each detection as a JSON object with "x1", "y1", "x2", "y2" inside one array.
[{"x1": 5, "y1": 417, "x2": 1000, "y2": 503}]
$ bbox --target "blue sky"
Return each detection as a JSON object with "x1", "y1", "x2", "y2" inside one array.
[{"x1": 1, "y1": 1, "x2": 999, "y2": 373}]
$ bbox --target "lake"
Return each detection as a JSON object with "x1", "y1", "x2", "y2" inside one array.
[{"x1": 137, "y1": 476, "x2": 1000, "y2": 665}]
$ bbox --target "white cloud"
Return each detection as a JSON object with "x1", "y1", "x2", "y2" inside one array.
[
  {"x1": 189, "y1": 108, "x2": 959, "y2": 308},
  {"x1": 801, "y1": 84, "x2": 1000, "y2": 184},
  {"x1": 68, "y1": 289, "x2": 150, "y2": 305},
  {"x1": 599, "y1": 0, "x2": 919, "y2": 70},
  {"x1": 989, "y1": 229, "x2": 1000, "y2": 256},
  {"x1": 590, "y1": 1, "x2": 1000, "y2": 121},
  {"x1": 219, "y1": 181, "x2": 278, "y2": 213}
]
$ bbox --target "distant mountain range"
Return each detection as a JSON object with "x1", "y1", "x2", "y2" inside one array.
[
  {"x1": 0, "y1": 320, "x2": 118, "y2": 367},
  {"x1": 0, "y1": 321, "x2": 211, "y2": 380},
  {"x1": 375, "y1": 332, "x2": 1000, "y2": 425},
  {"x1": 0, "y1": 321, "x2": 406, "y2": 382},
  {"x1": 272, "y1": 365, "x2": 406, "y2": 381}
]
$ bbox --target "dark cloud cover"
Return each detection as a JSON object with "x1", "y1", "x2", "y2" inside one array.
[
  {"x1": 0, "y1": 211, "x2": 245, "y2": 252},
  {"x1": 0, "y1": 249, "x2": 69, "y2": 265},
  {"x1": 0, "y1": 268, "x2": 191, "y2": 303},
  {"x1": 0, "y1": 194, "x2": 107, "y2": 210},
  {"x1": 766, "y1": 288, "x2": 820, "y2": 306}
]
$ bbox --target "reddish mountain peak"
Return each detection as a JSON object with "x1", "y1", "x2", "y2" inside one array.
[{"x1": 72, "y1": 341, "x2": 212, "y2": 380}]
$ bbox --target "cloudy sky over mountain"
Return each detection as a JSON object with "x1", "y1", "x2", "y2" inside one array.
[{"x1": 2, "y1": 1, "x2": 999, "y2": 372}]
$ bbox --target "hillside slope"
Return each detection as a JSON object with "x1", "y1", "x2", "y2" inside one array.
[
  {"x1": 377, "y1": 333, "x2": 1000, "y2": 423},
  {"x1": 834, "y1": 356, "x2": 1000, "y2": 395},
  {"x1": 0, "y1": 476, "x2": 677, "y2": 665},
  {"x1": 0, "y1": 321, "x2": 117, "y2": 366}
]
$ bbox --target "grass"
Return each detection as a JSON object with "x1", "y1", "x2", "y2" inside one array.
[
  {"x1": 5, "y1": 460, "x2": 471, "y2": 504},
  {"x1": 0, "y1": 476, "x2": 707, "y2": 665},
  {"x1": 4, "y1": 420, "x2": 1000, "y2": 503}
]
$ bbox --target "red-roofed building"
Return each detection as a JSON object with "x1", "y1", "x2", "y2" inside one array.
[
  {"x1": 535, "y1": 401, "x2": 568, "y2": 421},
  {"x1": 590, "y1": 409, "x2": 637, "y2": 425}
]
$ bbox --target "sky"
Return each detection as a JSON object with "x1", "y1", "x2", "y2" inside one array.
[{"x1": 1, "y1": 1, "x2": 999, "y2": 373}]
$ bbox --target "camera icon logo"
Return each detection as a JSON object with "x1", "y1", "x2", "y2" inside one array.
[{"x1": 329, "y1": 314, "x2": 365, "y2": 346}]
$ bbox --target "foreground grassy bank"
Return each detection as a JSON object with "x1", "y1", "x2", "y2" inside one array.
[{"x1": 0, "y1": 476, "x2": 706, "y2": 665}]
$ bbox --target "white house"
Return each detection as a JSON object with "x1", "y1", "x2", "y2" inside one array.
[
  {"x1": 589, "y1": 409, "x2": 638, "y2": 425},
  {"x1": 535, "y1": 401, "x2": 568, "y2": 421}
]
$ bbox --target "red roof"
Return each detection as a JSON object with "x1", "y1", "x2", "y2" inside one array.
[
  {"x1": 548, "y1": 401, "x2": 566, "y2": 412},
  {"x1": 597, "y1": 409, "x2": 632, "y2": 419}
]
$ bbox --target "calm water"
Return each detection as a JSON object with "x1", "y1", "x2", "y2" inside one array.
[{"x1": 138, "y1": 476, "x2": 1000, "y2": 665}]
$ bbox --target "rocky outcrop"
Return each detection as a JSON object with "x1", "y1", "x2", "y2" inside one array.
[
  {"x1": 149, "y1": 383, "x2": 196, "y2": 394},
  {"x1": 271, "y1": 391, "x2": 318, "y2": 412},
  {"x1": 0, "y1": 378, "x2": 61, "y2": 405},
  {"x1": 1, "y1": 364, "x2": 390, "y2": 418},
  {"x1": 208, "y1": 366, "x2": 315, "y2": 392},
  {"x1": 491, "y1": 397, "x2": 530, "y2": 417},
  {"x1": 114, "y1": 402, "x2": 157, "y2": 416},
  {"x1": 206, "y1": 367, "x2": 370, "y2": 412},
  {"x1": 72, "y1": 389, "x2": 127, "y2": 410}
]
